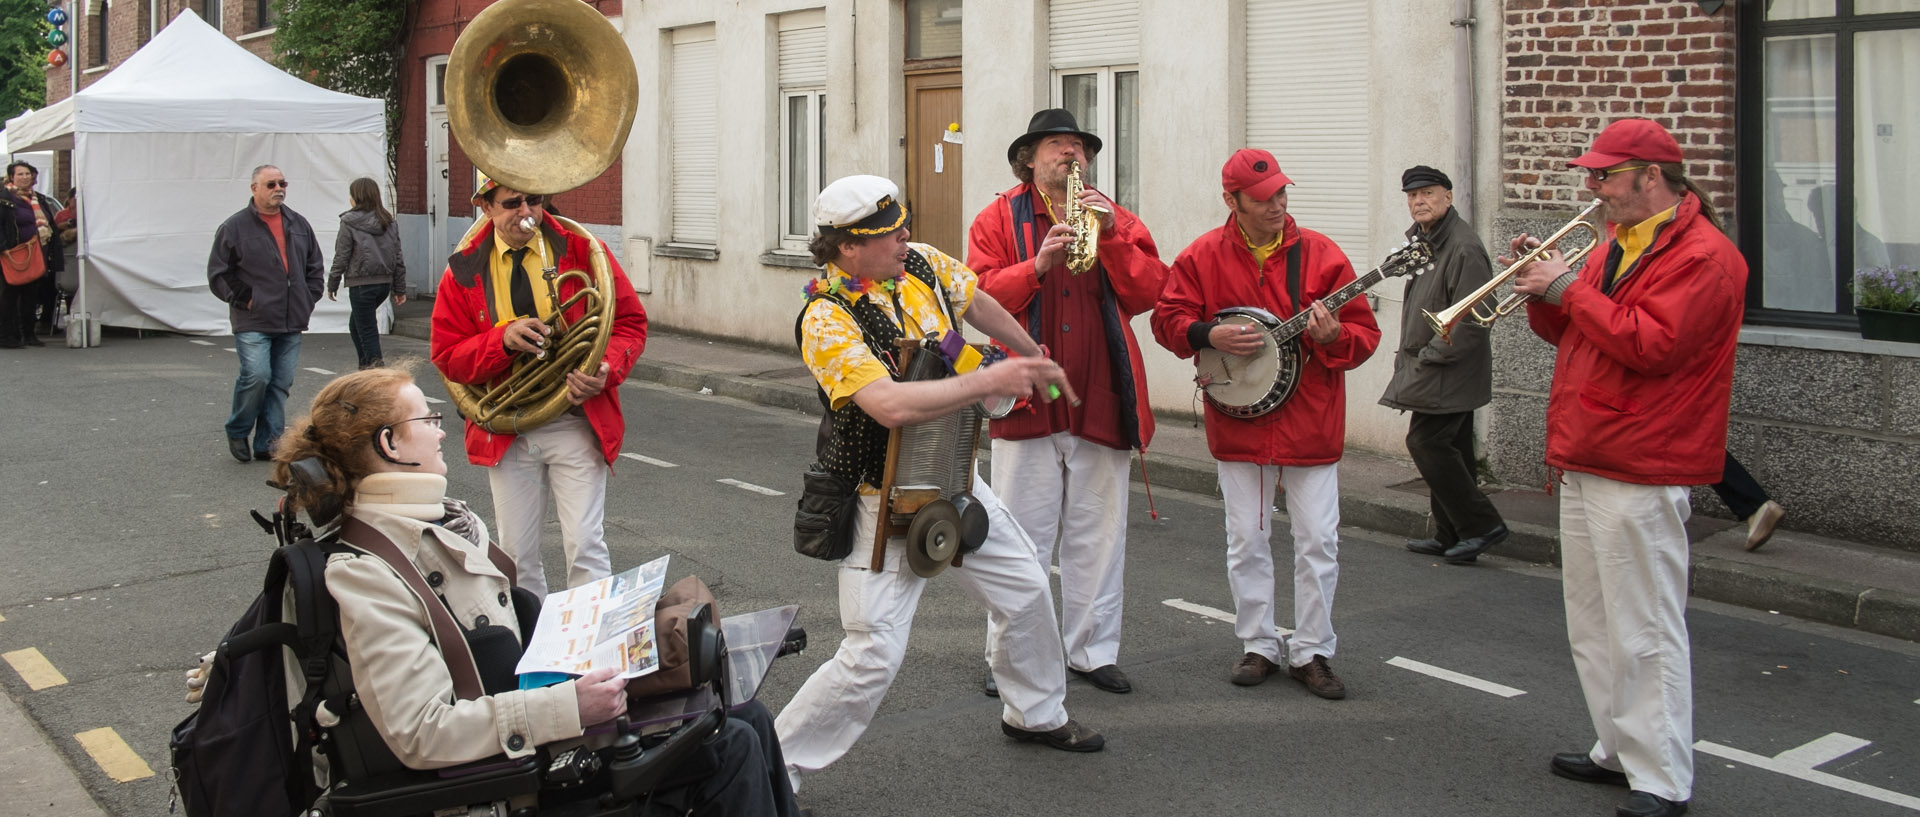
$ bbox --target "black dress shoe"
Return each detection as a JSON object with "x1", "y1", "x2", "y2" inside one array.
[
  {"x1": 227, "y1": 437, "x2": 252, "y2": 463},
  {"x1": 1550, "y1": 752, "x2": 1628, "y2": 786},
  {"x1": 983, "y1": 669, "x2": 999, "y2": 698},
  {"x1": 1071, "y1": 664, "x2": 1133, "y2": 694},
  {"x1": 1405, "y1": 537, "x2": 1449, "y2": 556},
  {"x1": 1617, "y1": 791, "x2": 1687, "y2": 817},
  {"x1": 1443, "y1": 524, "x2": 1510, "y2": 564}
]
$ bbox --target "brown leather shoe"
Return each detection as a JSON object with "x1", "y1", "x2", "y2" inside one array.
[
  {"x1": 1229, "y1": 652, "x2": 1280, "y2": 686},
  {"x1": 1746, "y1": 500, "x2": 1785, "y2": 551},
  {"x1": 1288, "y1": 655, "x2": 1347, "y2": 699},
  {"x1": 1001, "y1": 719, "x2": 1105, "y2": 752}
]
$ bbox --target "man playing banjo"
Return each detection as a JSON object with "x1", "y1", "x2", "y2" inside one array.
[{"x1": 1150, "y1": 149, "x2": 1380, "y2": 698}]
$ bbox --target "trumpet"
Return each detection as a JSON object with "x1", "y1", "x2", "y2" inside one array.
[{"x1": 1424, "y1": 199, "x2": 1604, "y2": 342}]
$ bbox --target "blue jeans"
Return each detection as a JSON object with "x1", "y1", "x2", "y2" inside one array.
[
  {"x1": 346, "y1": 284, "x2": 390, "y2": 368},
  {"x1": 226, "y1": 331, "x2": 302, "y2": 450}
]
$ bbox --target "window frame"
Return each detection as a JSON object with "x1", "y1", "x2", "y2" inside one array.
[
  {"x1": 252, "y1": 0, "x2": 274, "y2": 32},
  {"x1": 1051, "y1": 65, "x2": 1139, "y2": 212},
  {"x1": 91, "y1": 0, "x2": 110, "y2": 67},
  {"x1": 778, "y1": 87, "x2": 826, "y2": 250},
  {"x1": 202, "y1": 0, "x2": 222, "y2": 31},
  {"x1": 1737, "y1": 3, "x2": 1920, "y2": 329}
]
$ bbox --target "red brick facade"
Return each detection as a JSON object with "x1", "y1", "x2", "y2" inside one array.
[
  {"x1": 1502, "y1": 0, "x2": 1738, "y2": 223},
  {"x1": 47, "y1": 1, "x2": 276, "y2": 103},
  {"x1": 395, "y1": 0, "x2": 623, "y2": 225}
]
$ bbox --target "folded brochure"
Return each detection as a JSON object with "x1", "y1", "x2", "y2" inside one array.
[{"x1": 514, "y1": 554, "x2": 672, "y2": 679}]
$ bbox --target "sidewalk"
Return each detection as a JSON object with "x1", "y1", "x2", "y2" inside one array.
[{"x1": 393, "y1": 298, "x2": 1920, "y2": 643}]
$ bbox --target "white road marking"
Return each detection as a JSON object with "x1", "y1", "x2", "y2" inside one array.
[
  {"x1": 1696, "y1": 735, "x2": 1920, "y2": 811},
  {"x1": 189, "y1": 340, "x2": 215, "y2": 346},
  {"x1": 1773, "y1": 732, "x2": 1873, "y2": 768},
  {"x1": 718, "y1": 478, "x2": 784, "y2": 496},
  {"x1": 222, "y1": 347, "x2": 236, "y2": 353},
  {"x1": 423, "y1": 395, "x2": 445, "y2": 404},
  {"x1": 1386, "y1": 656, "x2": 1526, "y2": 698},
  {"x1": 304, "y1": 367, "x2": 336, "y2": 376},
  {"x1": 621, "y1": 453, "x2": 679, "y2": 468},
  {"x1": 1161, "y1": 599, "x2": 1294, "y2": 635}
]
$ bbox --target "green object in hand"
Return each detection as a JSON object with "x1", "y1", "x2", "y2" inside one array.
[{"x1": 1047, "y1": 385, "x2": 1061, "y2": 400}]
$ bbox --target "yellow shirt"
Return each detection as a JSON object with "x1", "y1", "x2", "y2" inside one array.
[
  {"x1": 1238, "y1": 221, "x2": 1285, "y2": 267},
  {"x1": 1611, "y1": 204, "x2": 1679, "y2": 286},
  {"x1": 487, "y1": 231, "x2": 556, "y2": 326},
  {"x1": 799, "y1": 243, "x2": 978, "y2": 411}
]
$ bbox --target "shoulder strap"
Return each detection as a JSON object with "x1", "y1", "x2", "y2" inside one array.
[
  {"x1": 1285, "y1": 239, "x2": 1304, "y2": 315},
  {"x1": 338, "y1": 517, "x2": 486, "y2": 701},
  {"x1": 1008, "y1": 193, "x2": 1037, "y2": 263}
]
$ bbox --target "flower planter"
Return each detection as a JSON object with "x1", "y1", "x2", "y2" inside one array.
[{"x1": 1857, "y1": 307, "x2": 1920, "y2": 343}]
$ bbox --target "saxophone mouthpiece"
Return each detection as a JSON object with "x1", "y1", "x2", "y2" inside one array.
[{"x1": 519, "y1": 216, "x2": 537, "y2": 232}]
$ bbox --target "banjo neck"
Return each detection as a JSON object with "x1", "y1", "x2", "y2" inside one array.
[{"x1": 1267, "y1": 265, "x2": 1389, "y2": 344}]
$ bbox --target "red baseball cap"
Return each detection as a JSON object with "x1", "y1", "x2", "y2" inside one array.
[
  {"x1": 1222, "y1": 148, "x2": 1293, "y2": 200},
  {"x1": 1570, "y1": 118, "x2": 1683, "y2": 169}
]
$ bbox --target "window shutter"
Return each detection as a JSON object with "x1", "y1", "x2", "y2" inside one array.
[
  {"x1": 1245, "y1": 0, "x2": 1371, "y2": 267},
  {"x1": 1048, "y1": 0, "x2": 1140, "y2": 69},
  {"x1": 670, "y1": 34, "x2": 719, "y2": 245},
  {"x1": 779, "y1": 26, "x2": 827, "y2": 89}
]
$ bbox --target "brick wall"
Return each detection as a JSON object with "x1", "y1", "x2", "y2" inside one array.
[
  {"x1": 396, "y1": 0, "x2": 623, "y2": 226},
  {"x1": 46, "y1": 1, "x2": 274, "y2": 102},
  {"x1": 1502, "y1": 0, "x2": 1737, "y2": 224}
]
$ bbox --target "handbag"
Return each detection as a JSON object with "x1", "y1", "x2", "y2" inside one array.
[
  {"x1": 2, "y1": 239, "x2": 44, "y2": 286},
  {"x1": 793, "y1": 461, "x2": 859, "y2": 561},
  {"x1": 623, "y1": 575, "x2": 719, "y2": 699}
]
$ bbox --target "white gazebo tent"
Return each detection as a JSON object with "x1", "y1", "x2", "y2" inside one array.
[{"x1": 3, "y1": 9, "x2": 385, "y2": 338}]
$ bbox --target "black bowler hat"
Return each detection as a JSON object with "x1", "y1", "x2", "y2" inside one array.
[
  {"x1": 1006, "y1": 108, "x2": 1104, "y2": 166},
  {"x1": 1400, "y1": 165, "x2": 1453, "y2": 192}
]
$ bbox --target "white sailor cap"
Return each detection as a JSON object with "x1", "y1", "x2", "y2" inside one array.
[{"x1": 813, "y1": 175, "x2": 909, "y2": 236}]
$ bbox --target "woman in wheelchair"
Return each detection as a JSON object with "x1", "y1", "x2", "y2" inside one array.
[{"x1": 193, "y1": 365, "x2": 798, "y2": 816}]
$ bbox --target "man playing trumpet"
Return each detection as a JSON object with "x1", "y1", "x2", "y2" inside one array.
[
  {"x1": 429, "y1": 179, "x2": 649, "y2": 597},
  {"x1": 1508, "y1": 117, "x2": 1745, "y2": 817}
]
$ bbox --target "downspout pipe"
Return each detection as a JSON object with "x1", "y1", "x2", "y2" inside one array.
[{"x1": 1451, "y1": 0, "x2": 1475, "y2": 222}]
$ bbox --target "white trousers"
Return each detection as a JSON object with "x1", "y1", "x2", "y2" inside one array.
[
  {"x1": 987, "y1": 434, "x2": 1130, "y2": 671},
  {"x1": 1559, "y1": 470, "x2": 1695, "y2": 803},
  {"x1": 1218, "y1": 461, "x2": 1340, "y2": 666},
  {"x1": 774, "y1": 472, "x2": 1070, "y2": 793},
  {"x1": 486, "y1": 413, "x2": 611, "y2": 598}
]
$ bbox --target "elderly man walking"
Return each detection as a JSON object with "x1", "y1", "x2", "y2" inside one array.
[{"x1": 207, "y1": 165, "x2": 325, "y2": 463}]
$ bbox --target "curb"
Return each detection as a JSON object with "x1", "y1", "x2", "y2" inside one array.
[{"x1": 390, "y1": 316, "x2": 1920, "y2": 643}]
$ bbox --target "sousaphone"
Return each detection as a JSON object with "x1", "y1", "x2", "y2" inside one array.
[{"x1": 440, "y1": 0, "x2": 640, "y2": 433}]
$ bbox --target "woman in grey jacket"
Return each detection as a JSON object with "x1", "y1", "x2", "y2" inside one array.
[{"x1": 327, "y1": 178, "x2": 408, "y2": 369}]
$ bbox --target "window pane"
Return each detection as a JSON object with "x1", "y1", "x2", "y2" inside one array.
[
  {"x1": 1766, "y1": 0, "x2": 1835, "y2": 20},
  {"x1": 1854, "y1": 28, "x2": 1919, "y2": 280},
  {"x1": 1115, "y1": 71, "x2": 1140, "y2": 211},
  {"x1": 906, "y1": 0, "x2": 963, "y2": 60},
  {"x1": 1857, "y1": 0, "x2": 1920, "y2": 13},
  {"x1": 1762, "y1": 34, "x2": 1838, "y2": 312},
  {"x1": 788, "y1": 95, "x2": 809, "y2": 237},
  {"x1": 817, "y1": 94, "x2": 827, "y2": 198},
  {"x1": 1061, "y1": 73, "x2": 1099, "y2": 186}
]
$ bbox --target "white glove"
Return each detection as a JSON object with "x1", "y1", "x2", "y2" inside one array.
[{"x1": 184, "y1": 650, "x2": 216, "y2": 704}]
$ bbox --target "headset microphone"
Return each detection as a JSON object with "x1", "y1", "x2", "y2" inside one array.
[{"x1": 373, "y1": 428, "x2": 422, "y2": 468}]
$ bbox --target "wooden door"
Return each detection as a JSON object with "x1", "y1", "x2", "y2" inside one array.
[{"x1": 905, "y1": 71, "x2": 964, "y2": 257}]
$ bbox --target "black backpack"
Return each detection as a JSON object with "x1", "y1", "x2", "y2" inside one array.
[{"x1": 168, "y1": 531, "x2": 344, "y2": 817}]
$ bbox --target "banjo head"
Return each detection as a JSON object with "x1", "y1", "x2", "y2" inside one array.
[{"x1": 1195, "y1": 308, "x2": 1302, "y2": 418}]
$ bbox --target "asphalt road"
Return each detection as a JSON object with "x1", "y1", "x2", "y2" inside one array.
[{"x1": 2, "y1": 332, "x2": 1917, "y2": 817}]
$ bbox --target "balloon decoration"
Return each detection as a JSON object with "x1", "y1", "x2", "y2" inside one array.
[{"x1": 47, "y1": 1, "x2": 70, "y2": 69}]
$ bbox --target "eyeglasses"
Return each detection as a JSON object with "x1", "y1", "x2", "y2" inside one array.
[
  {"x1": 1586, "y1": 164, "x2": 1651, "y2": 182},
  {"x1": 262, "y1": 180, "x2": 289, "y2": 189},
  {"x1": 385, "y1": 413, "x2": 443, "y2": 430},
  {"x1": 496, "y1": 195, "x2": 546, "y2": 211}
]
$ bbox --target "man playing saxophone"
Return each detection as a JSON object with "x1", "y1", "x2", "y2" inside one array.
[
  {"x1": 967, "y1": 108, "x2": 1168, "y2": 696},
  {"x1": 429, "y1": 179, "x2": 649, "y2": 597}
]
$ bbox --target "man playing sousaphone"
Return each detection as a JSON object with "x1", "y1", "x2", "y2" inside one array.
[
  {"x1": 1150, "y1": 149, "x2": 1380, "y2": 698},
  {"x1": 966, "y1": 109, "x2": 1168, "y2": 697},
  {"x1": 429, "y1": 178, "x2": 649, "y2": 597},
  {"x1": 776, "y1": 175, "x2": 1106, "y2": 795}
]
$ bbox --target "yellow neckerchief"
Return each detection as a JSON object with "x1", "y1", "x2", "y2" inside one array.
[
  {"x1": 487, "y1": 228, "x2": 555, "y2": 328},
  {"x1": 1035, "y1": 186, "x2": 1064, "y2": 225},
  {"x1": 1612, "y1": 203, "x2": 1679, "y2": 285},
  {"x1": 1237, "y1": 219, "x2": 1285, "y2": 267}
]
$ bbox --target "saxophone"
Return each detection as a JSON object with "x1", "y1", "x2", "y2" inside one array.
[{"x1": 1063, "y1": 160, "x2": 1110, "y2": 275}]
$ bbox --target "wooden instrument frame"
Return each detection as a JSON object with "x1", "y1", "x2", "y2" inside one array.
[{"x1": 867, "y1": 338, "x2": 986, "y2": 572}]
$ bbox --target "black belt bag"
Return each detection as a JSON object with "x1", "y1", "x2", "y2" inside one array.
[{"x1": 794, "y1": 463, "x2": 859, "y2": 561}]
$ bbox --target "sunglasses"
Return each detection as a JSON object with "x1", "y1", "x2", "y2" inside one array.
[
  {"x1": 261, "y1": 180, "x2": 289, "y2": 189},
  {"x1": 496, "y1": 195, "x2": 546, "y2": 211},
  {"x1": 1586, "y1": 164, "x2": 1651, "y2": 182}
]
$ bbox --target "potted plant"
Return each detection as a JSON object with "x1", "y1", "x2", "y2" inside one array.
[{"x1": 1853, "y1": 265, "x2": 1920, "y2": 343}]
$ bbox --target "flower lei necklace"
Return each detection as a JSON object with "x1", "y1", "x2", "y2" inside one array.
[{"x1": 802, "y1": 270, "x2": 905, "y2": 299}]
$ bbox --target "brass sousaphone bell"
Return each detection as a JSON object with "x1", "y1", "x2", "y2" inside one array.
[{"x1": 440, "y1": 0, "x2": 640, "y2": 434}]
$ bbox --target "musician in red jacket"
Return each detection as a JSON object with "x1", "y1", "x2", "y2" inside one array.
[
  {"x1": 967, "y1": 109, "x2": 1168, "y2": 696},
  {"x1": 1509, "y1": 118, "x2": 1745, "y2": 817},
  {"x1": 430, "y1": 179, "x2": 648, "y2": 598},
  {"x1": 1150, "y1": 149, "x2": 1379, "y2": 699}
]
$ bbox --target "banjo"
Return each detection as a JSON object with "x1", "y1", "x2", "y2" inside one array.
[{"x1": 1194, "y1": 238, "x2": 1435, "y2": 418}]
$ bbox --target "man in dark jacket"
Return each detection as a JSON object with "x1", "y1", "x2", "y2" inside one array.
[
  {"x1": 1379, "y1": 166, "x2": 1507, "y2": 564},
  {"x1": 207, "y1": 164, "x2": 325, "y2": 463}
]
